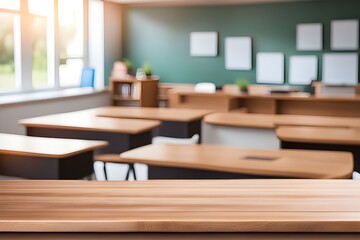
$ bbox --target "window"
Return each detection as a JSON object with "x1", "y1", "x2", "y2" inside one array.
[
  {"x1": 0, "y1": 12, "x2": 17, "y2": 92},
  {"x1": 0, "y1": 0, "x2": 20, "y2": 10},
  {"x1": 29, "y1": 0, "x2": 54, "y2": 89},
  {"x1": 59, "y1": 0, "x2": 84, "y2": 87},
  {"x1": 0, "y1": 0, "x2": 104, "y2": 94}
]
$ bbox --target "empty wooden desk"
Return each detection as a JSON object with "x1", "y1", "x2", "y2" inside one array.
[
  {"x1": 203, "y1": 113, "x2": 360, "y2": 149},
  {"x1": 277, "y1": 126, "x2": 360, "y2": 172},
  {"x1": 1, "y1": 180, "x2": 360, "y2": 239},
  {"x1": 0, "y1": 133, "x2": 107, "y2": 179},
  {"x1": 95, "y1": 106, "x2": 212, "y2": 139},
  {"x1": 19, "y1": 110, "x2": 160, "y2": 154},
  {"x1": 97, "y1": 144, "x2": 353, "y2": 179}
]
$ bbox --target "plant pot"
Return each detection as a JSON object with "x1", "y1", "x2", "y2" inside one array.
[{"x1": 240, "y1": 89, "x2": 248, "y2": 94}]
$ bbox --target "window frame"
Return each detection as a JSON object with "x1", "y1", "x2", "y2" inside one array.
[{"x1": 0, "y1": 0, "x2": 89, "y2": 95}]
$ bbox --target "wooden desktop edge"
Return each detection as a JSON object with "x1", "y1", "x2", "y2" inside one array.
[
  {"x1": 18, "y1": 120, "x2": 161, "y2": 135},
  {"x1": 0, "y1": 142, "x2": 108, "y2": 159},
  {"x1": 276, "y1": 126, "x2": 360, "y2": 145},
  {"x1": 203, "y1": 113, "x2": 360, "y2": 129},
  {"x1": 94, "y1": 107, "x2": 214, "y2": 122},
  {"x1": 94, "y1": 153, "x2": 352, "y2": 179}
]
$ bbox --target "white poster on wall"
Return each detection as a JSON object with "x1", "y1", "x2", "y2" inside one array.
[
  {"x1": 190, "y1": 32, "x2": 218, "y2": 57},
  {"x1": 256, "y1": 53, "x2": 284, "y2": 84},
  {"x1": 225, "y1": 37, "x2": 252, "y2": 70},
  {"x1": 331, "y1": 19, "x2": 359, "y2": 50},
  {"x1": 289, "y1": 56, "x2": 318, "y2": 85},
  {"x1": 323, "y1": 53, "x2": 358, "y2": 86},
  {"x1": 297, "y1": 23, "x2": 323, "y2": 51}
]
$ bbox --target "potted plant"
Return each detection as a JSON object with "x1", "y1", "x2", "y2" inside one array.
[
  {"x1": 123, "y1": 59, "x2": 133, "y2": 75},
  {"x1": 142, "y1": 63, "x2": 152, "y2": 77},
  {"x1": 236, "y1": 79, "x2": 250, "y2": 93}
]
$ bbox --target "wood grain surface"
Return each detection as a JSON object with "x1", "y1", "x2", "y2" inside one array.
[
  {"x1": 276, "y1": 126, "x2": 360, "y2": 145},
  {"x1": 1, "y1": 180, "x2": 360, "y2": 233},
  {"x1": 18, "y1": 110, "x2": 160, "y2": 134},
  {"x1": 204, "y1": 113, "x2": 360, "y2": 129},
  {"x1": 0, "y1": 133, "x2": 107, "y2": 158},
  {"x1": 107, "y1": 144, "x2": 354, "y2": 179},
  {"x1": 95, "y1": 106, "x2": 212, "y2": 122}
]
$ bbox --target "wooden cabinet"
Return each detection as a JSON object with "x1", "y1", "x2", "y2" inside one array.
[
  {"x1": 169, "y1": 90, "x2": 360, "y2": 117},
  {"x1": 110, "y1": 76, "x2": 159, "y2": 107}
]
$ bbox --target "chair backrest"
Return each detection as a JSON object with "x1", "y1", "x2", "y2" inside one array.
[
  {"x1": 353, "y1": 171, "x2": 360, "y2": 180},
  {"x1": 195, "y1": 82, "x2": 216, "y2": 93},
  {"x1": 152, "y1": 134, "x2": 199, "y2": 145},
  {"x1": 93, "y1": 161, "x2": 106, "y2": 181},
  {"x1": 80, "y1": 67, "x2": 95, "y2": 88}
]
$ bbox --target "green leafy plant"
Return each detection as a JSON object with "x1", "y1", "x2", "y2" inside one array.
[
  {"x1": 142, "y1": 63, "x2": 152, "y2": 76},
  {"x1": 123, "y1": 59, "x2": 133, "y2": 73},
  {"x1": 236, "y1": 79, "x2": 250, "y2": 92}
]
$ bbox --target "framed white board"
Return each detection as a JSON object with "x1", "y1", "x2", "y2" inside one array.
[
  {"x1": 190, "y1": 32, "x2": 218, "y2": 57},
  {"x1": 225, "y1": 37, "x2": 252, "y2": 70},
  {"x1": 331, "y1": 19, "x2": 359, "y2": 50},
  {"x1": 289, "y1": 56, "x2": 318, "y2": 85},
  {"x1": 323, "y1": 53, "x2": 358, "y2": 86},
  {"x1": 297, "y1": 23, "x2": 323, "y2": 51},
  {"x1": 256, "y1": 53, "x2": 284, "y2": 84}
]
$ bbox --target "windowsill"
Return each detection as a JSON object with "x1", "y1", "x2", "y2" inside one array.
[{"x1": 0, "y1": 88, "x2": 109, "y2": 106}]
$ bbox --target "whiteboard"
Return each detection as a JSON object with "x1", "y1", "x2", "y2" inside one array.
[
  {"x1": 297, "y1": 23, "x2": 323, "y2": 51},
  {"x1": 323, "y1": 53, "x2": 358, "y2": 86},
  {"x1": 256, "y1": 53, "x2": 284, "y2": 84},
  {"x1": 190, "y1": 32, "x2": 218, "y2": 57},
  {"x1": 331, "y1": 19, "x2": 359, "y2": 50},
  {"x1": 289, "y1": 56, "x2": 318, "y2": 85},
  {"x1": 225, "y1": 37, "x2": 252, "y2": 70}
]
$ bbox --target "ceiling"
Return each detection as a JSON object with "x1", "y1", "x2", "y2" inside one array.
[{"x1": 105, "y1": 0, "x2": 312, "y2": 7}]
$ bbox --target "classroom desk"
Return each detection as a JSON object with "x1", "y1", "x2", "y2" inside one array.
[
  {"x1": 169, "y1": 90, "x2": 360, "y2": 117},
  {"x1": 96, "y1": 144, "x2": 353, "y2": 179},
  {"x1": 95, "y1": 106, "x2": 212, "y2": 139},
  {"x1": 19, "y1": 110, "x2": 160, "y2": 154},
  {"x1": 0, "y1": 133, "x2": 107, "y2": 179},
  {"x1": 1, "y1": 180, "x2": 360, "y2": 239},
  {"x1": 203, "y1": 113, "x2": 360, "y2": 149},
  {"x1": 277, "y1": 126, "x2": 360, "y2": 172}
]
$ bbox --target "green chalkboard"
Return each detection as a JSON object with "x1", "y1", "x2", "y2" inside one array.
[{"x1": 122, "y1": 0, "x2": 360, "y2": 87}]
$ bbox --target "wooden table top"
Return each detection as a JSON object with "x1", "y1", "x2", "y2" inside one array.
[
  {"x1": 277, "y1": 126, "x2": 360, "y2": 145},
  {"x1": 1, "y1": 180, "x2": 360, "y2": 233},
  {"x1": 0, "y1": 133, "x2": 108, "y2": 158},
  {"x1": 204, "y1": 113, "x2": 360, "y2": 129},
  {"x1": 95, "y1": 106, "x2": 213, "y2": 122},
  {"x1": 114, "y1": 144, "x2": 353, "y2": 179},
  {"x1": 18, "y1": 110, "x2": 161, "y2": 134}
]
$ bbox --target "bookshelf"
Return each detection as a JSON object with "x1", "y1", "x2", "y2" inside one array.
[{"x1": 110, "y1": 75, "x2": 160, "y2": 107}]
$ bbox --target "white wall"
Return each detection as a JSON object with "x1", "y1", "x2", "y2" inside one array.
[{"x1": 0, "y1": 92, "x2": 111, "y2": 135}]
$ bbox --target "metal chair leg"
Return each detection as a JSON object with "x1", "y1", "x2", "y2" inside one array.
[
  {"x1": 125, "y1": 164, "x2": 137, "y2": 181},
  {"x1": 125, "y1": 164, "x2": 131, "y2": 181},
  {"x1": 131, "y1": 164, "x2": 137, "y2": 180},
  {"x1": 103, "y1": 162, "x2": 108, "y2": 181}
]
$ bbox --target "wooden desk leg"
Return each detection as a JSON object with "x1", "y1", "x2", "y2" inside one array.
[
  {"x1": 159, "y1": 120, "x2": 201, "y2": 141},
  {"x1": 281, "y1": 141, "x2": 360, "y2": 172},
  {"x1": 0, "y1": 151, "x2": 93, "y2": 179}
]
